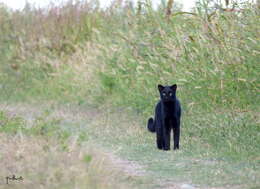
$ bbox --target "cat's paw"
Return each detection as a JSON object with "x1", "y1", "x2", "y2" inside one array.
[
  {"x1": 157, "y1": 144, "x2": 163, "y2": 150},
  {"x1": 173, "y1": 146, "x2": 179, "y2": 150},
  {"x1": 163, "y1": 147, "x2": 170, "y2": 151}
]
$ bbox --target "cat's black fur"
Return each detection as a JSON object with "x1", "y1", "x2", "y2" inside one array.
[{"x1": 147, "y1": 84, "x2": 181, "y2": 150}]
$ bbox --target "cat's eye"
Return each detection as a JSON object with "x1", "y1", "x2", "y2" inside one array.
[
  {"x1": 169, "y1": 92, "x2": 172, "y2": 96},
  {"x1": 162, "y1": 92, "x2": 166, "y2": 96}
]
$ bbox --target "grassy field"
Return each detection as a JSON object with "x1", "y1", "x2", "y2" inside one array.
[{"x1": 0, "y1": 0, "x2": 259, "y2": 188}]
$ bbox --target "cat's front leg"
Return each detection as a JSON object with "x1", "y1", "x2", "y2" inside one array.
[
  {"x1": 163, "y1": 119, "x2": 170, "y2": 151},
  {"x1": 173, "y1": 119, "x2": 180, "y2": 150},
  {"x1": 156, "y1": 128, "x2": 164, "y2": 150}
]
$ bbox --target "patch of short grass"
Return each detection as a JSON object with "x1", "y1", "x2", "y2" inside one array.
[
  {"x1": 82, "y1": 106, "x2": 260, "y2": 188},
  {"x1": 0, "y1": 133, "x2": 136, "y2": 189},
  {"x1": 1, "y1": 101, "x2": 259, "y2": 188},
  {"x1": 0, "y1": 109, "x2": 144, "y2": 189}
]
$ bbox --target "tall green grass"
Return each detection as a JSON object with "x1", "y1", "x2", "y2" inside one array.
[
  {"x1": 1, "y1": 1, "x2": 259, "y2": 113},
  {"x1": 0, "y1": 1, "x2": 101, "y2": 103},
  {"x1": 95, "y1": 4, "x2": 259, "y2": 115}
]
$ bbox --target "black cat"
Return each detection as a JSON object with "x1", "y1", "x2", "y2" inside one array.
[{"x1": 147, "y1": 84, "x2": 181, "y2": 150}]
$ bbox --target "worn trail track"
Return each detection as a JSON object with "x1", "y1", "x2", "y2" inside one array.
[{"x1": 0, "y1": 103, "x2": 238, "y2": 189}]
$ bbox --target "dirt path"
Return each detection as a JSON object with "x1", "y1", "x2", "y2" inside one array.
[
  {"x1": 1, "y1": 102, "x2": 233, "y2": 189},
  {"x1": 0, "y1": 103, "x2": 155, "y2": 188}
]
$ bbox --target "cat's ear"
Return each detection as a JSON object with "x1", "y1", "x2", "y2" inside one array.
[
  {"x1": 158, "y1": 84, "x2": 164, "y2": 92},
  {"x1": 170, "y1": 84, "x2": 177, "y2": 91}
]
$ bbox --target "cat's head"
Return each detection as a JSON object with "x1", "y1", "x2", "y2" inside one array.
[{"x1": 158, "y1": 84, "x2": 177, "y2": 102}]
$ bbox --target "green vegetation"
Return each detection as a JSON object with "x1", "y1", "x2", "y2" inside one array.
[
  {"x1": 0, "y1": 110, "x2": 142, "y2": 189},
  {"x1": 0, "y1": 0, "x2": 259, "y2": 188},
  {"x1": 0, "y1": 110, "x2": 73, "y2": 151}
]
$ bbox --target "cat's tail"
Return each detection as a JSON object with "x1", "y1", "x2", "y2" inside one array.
[{"x1": 147, "y1": 118, "x2": 155, "y2": 133}]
